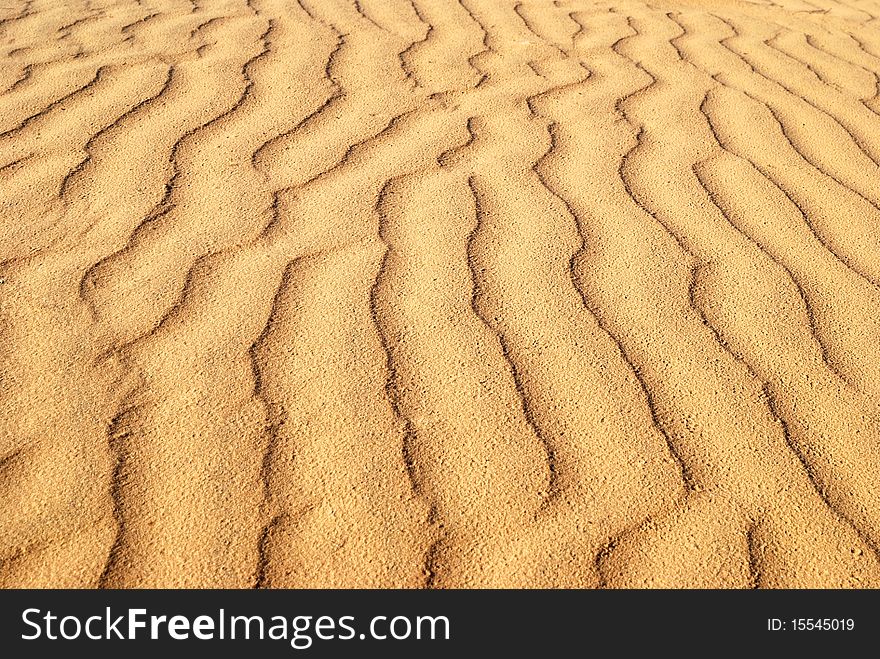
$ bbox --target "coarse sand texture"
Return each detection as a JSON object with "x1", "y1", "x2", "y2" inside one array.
[{"x1": 1, "y1": 0, "x2": 880, "y2": 588}]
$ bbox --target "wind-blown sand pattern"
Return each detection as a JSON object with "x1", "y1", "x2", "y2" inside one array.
[{"x1": 1, "y1": 0, "x2": 880, "y2": 589}]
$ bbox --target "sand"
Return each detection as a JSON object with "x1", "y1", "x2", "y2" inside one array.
[{"x1": 1, "y1": 0, "x2": 879, "y2": 589}]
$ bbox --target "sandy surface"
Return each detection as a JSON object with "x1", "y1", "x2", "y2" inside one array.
[{"x1": 1, "y1": 0, "x2": 880, "y2": 589}]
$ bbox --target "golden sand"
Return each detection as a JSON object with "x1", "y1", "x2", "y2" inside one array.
[{"x1": 1, "y1": 0, "x2": 880, "y2": 588}]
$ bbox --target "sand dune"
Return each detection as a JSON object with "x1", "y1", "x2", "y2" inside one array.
[{"x1": 1, "y1": 0, "x2": 879, "y2": 588}]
